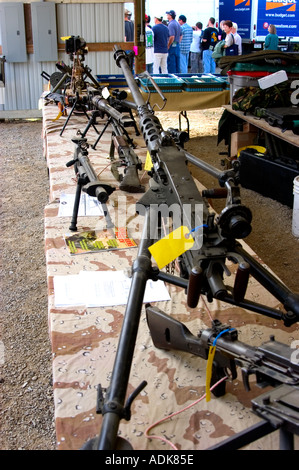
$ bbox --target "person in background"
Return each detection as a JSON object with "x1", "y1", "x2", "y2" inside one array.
[
  {"x1": 145, "y1": 15, "x2": 154, "y2": 73},
  {"x1": 222, "y1": 20, "x2": 234, "y2": 53},
  {"x1": 124, "y1": 9, "x2": 134, "y2": 42},
  {"x1": 218, "y1": 20, "x2": 226, "y2": 40},
  {"x1": 178, "y1": 15, "x2": 193, "y2": 73},
  {"x1": 152, "y1": 16, "x2": 169, "y2": 74},
  {"x1": 189, "y1": 22, "x2": 203, "y2": 73},
  {"x1": 264, "y1": 24, "x2": 279, "y2": 50},
  {"x1": 166, "y1": 10, "x2": 182, "y2": 73},
  {"x1": 232, "y1": 22, "x2": 242, "y2": 55},
  {"x1": 201, "y1": 17, "x2": 218, "y2": 73}
]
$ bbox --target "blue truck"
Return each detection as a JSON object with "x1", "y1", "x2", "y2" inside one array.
[{"x1": 217, "y1": 0, "x2": 299, "y2": 53}]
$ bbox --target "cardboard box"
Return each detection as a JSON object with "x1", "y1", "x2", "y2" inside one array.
[
  {"x1": 230, "y1": 131, "x2": 258, "y2": 157},
  {"x1": 242, "y1": 122, "x2": 257, "y2": 133}
]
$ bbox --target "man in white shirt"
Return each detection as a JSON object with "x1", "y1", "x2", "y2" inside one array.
[
  {"x1": 189, "y1": 22, "x2": 203, "y2": 73},
  {"x1": 145, "y1": 15, "x2": 154, "y2": 73},
  {"x1": 232, "y1": 22, "x2": 242, "y2": 56}
]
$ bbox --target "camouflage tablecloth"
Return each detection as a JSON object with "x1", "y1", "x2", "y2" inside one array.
[{"x1": 42, "y1": 101, "x2": 299, "y2": 451}]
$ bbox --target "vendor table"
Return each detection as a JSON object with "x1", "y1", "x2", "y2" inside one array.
[
  {"x1": 42, "y1": 101, "x2": 298, "y2": 451},
  {"x1": 141, "y1": 90, "x2": 230, "y2": 112}
]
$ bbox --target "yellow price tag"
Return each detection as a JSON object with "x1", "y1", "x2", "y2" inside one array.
[
  {"x1": 148, "y1": 226, "x2": 194, "y2": 270},
  {"x1": 61, "y1": 36, "x2": 71, "y2": 41},
  {"x1": 53, "y1": 111, "x2": 63, "y2": 121},
  {"x1": 144, "y1": 151, "x2": 153, "y2": 171},
  {"x1": 205, "y1": 345, "x2": 216, "y2": 402}
]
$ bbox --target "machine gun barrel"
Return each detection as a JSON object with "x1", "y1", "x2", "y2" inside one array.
[
  {"x1": 114, "y1": 47, "x2": 164, "y2": 156},
  {"x1": 91, "y1": 95, "x2": 125, "y2": 125}
]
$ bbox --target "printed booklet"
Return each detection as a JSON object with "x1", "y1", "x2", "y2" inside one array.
[{"x1": 64, "y1": 227, "x2": 137, "y2": 254}]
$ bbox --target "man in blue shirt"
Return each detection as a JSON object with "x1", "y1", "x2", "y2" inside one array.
[
  {"x1": 166, "y1": 10, "x2": 182, "y2": 74},
  {"x1": 152, "y1": 16, "x2": 170, "y2": 74},
  {"x1": 178, "y1": 15, "x2": 193, "y2": 73}
]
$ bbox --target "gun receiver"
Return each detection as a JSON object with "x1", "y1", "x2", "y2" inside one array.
[{"x1": 146, "y1": 306, "x2": 299, "y2": 394}]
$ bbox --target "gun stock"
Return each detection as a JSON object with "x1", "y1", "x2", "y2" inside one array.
[{"x1": 112, "y1": 135, "x2": 145, "y2": 193}]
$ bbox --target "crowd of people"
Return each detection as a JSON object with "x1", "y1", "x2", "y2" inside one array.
[
  {"x1": 144, "y1": 13, "x2": 243, "y2": 75},
  {"x1": 125, "y1": 9, "x2": 280, "y2": 75}
]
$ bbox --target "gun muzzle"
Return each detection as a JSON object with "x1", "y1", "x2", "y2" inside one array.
[{"x1": 91, "y1": 95, "x2": 124, "y2": 124}]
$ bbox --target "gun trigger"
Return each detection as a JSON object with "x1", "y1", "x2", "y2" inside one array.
[
  {"x1": 229, "y1": 359, "x2": 237, "y2": 380},
  {"x1": 241, "y1": 368, "x2": 251, "y2": 392}
]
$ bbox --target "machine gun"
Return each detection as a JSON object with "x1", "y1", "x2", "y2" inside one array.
[
  {"x1": 66, "y1": 137, "x2": 115, "y2": 232},
  {"x1": 81, "y1": 46, "x2": 299, "y2": 450},
  {"x1": 77, "y1": 90, "x2": 145, "y2": 194},
  {"x1": 42, "y1": 36, "x2": 102, "y2": 135},
  {"x1": 54, "y1": 36, "x2": 100, "y2": 95}
]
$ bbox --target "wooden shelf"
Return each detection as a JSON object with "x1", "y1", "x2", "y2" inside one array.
[{"x1": 223, "y1": 105, "x2": 299, "y2": 148}]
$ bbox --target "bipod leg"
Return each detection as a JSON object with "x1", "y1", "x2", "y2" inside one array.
[
  {"x1": 179, "y1": 110, "x2": 190, "y2": 138},
  {"x1": 60, "y1": 97, "x2": 77, "y2": 136},
  {"x1": 92, "y1": 118, "x2": 111, "y2": 150},
  {"x1": 69, "y1": 178, "x2": 83, "y2": 231},
  {"x1": 79, "y1": 111, "x2": 100, "y2": 139},
  {"x1": 128, "y1": 109, "x2": 140, "y2": 136},
  {"x1": 122, "y1": 124, "x2": 135, "y2": 147},
  {"x1": 77, "y1": 101, "x2": 100, "y2": 135}
]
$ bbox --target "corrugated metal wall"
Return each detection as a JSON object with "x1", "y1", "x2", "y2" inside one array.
[{"x1": 1, "y1": 3, "x2": 125, "y2": 112}]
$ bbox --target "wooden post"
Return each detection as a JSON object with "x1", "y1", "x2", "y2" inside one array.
[{"x1": 134, "y1": 0, "x2": 146, "y2": 74}]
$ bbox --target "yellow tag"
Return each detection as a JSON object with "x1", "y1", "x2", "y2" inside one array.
[
  {"x1": 148, "y1": 226, "x2": 194, "y2": 269},
  {"x1": 61, "y1": 36, "x2": 71, "y2": 41},
  {"x1": 53, "y1": 111, "x2": 63, "y2": 121},
  {"x1": 144, "y1": 151, "x2": 153, "y2": 171},
  {"x1": 205, "y1": 346, "x2": 216, "y2": 402}
]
